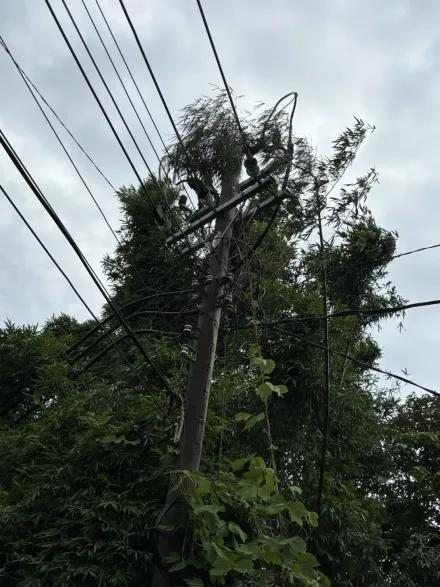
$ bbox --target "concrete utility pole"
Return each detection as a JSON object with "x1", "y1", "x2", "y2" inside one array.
[
  {"x1": 151, "y1": 172, "x2": 239, "y2": 587},
  {"x1": 152, "y1": 153, "x2": 292, "y2": 586},
  {"x1": 178, "y1": 174, "x2": 237, "y2": 471}
]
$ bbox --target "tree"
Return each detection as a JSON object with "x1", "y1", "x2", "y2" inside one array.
[{"x1": 0, "y1": 90, "x2": 437, "y2": 587}]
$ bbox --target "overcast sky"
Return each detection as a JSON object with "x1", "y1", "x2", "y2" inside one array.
[{"x1": 1, "y1": 0, "x2": 439, "y2": 397}]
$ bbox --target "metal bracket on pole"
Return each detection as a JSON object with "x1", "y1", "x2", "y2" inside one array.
[
  {"x1": 166, "y1": 175, "x2": 275, "y2": 246},
  {"x1": 180, "y1": 188, "x2": 295, "y2": 256}
]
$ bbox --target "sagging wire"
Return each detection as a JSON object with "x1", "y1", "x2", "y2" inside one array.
[
  {"x1": 0, "y1": 184, "x2": 172, "y2": 421},
  {"x1": 0, "y1": 129, "x2": 178, "y2": 414},
  {"x1": 2, "y1": 32, "x2": 190, "y2": 347},
  {"x1": 0, "y1": 36, "x2": 116, "y2": 192},
  {"x1": 269, "y1": 326, "x2": 440, "y2": 399}
]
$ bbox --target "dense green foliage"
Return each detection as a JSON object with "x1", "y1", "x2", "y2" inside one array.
[{"x1": 0, "y1": 94, "x2": 438, "y2": 586}]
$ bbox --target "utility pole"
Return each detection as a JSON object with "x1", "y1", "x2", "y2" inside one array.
[
  {"x1": 178, "y1": 174, "x2": 237, "y2": 471},
  {"x1": 152, "y1": 152, "x2": 293, "y2": 586},
  {"x1": 151, "y1": 171, "x2": 239, "y2": 587}
]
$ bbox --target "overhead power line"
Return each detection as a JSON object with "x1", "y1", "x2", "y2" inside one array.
[
  {"x1": 117, "y1": 0, "x2": 197, "y2": 176},
  {"x1": 270, "y1": 326, "x2": 440, "y2": 398},
  {"x1": 93, "y1": 0, "x2": 167, "y2": 155},
  {"x1": 0, "y1": 129, "x2": 178, "y2": 410},
  {"x1": 263, "y1": 298, "x2": 440, "y2": 327},
  {"x1": 0, "y1": 35, "x2": 116, "y2": 192},
  {"x1": 194, "y1": 0, "x2": 247, "y2": 148},
  {"x1": 0, "y1": 183, "x2": 173, "y2": 418},
  {"x1": 81, "y1": 0, "x2": 162, "y2": 168},
  {"x1": 1, "y1": 36, "x2": 120, "y2": 244},
  {"x1": 56, "y1": 0, "x2": 205, "y2": 265},
  {"x1": 0, "y1": 33, "x2": 182, "y2": 326},
  {"x1": 92, "y1": 0, "x2": 197, "y2": 212},
  {"x1": 44, "y1": 0, "x2": 165, "y2": 224},
  {"x1": 329, "y1": 242, "x2": 440, "y2": 272}
]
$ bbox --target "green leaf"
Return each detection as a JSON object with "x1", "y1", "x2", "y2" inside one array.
[
  {"x1": 318, "y1": 571, "x2": 331, "y2": 586},
  {"x1": 216, "y1": 521, "x2": 229, "y2": 538},
  {"x1": 289, "y1": 536, "x2": 307, "y2": 554},
  {"x1": 194, "y1": 478, "x2": 211, "y2": 495},
  {"x1": 288, "y1": 500, "x2": 307, "y2": 525},
  {"x1": 210, "y1": 556, "x2": 232, "y2": 576},
  {"x1": 237, "y1": 481, "x2": 258, "y2": 499},
  {"x1": 193, "y1": 504, "x2": 224, "y2": 533},
  {"x1": 288, "y1": 485, "x2": 302, "y2": 495},
  {"x1": 258, "y1": 479, "x2": 275, "y2": 500},
  {"x1": 185, "y1": 578, "x2": 204, "y2": 587},
  {"x1": 235, "y1": 412, "x2": 252, "y2": 422},
  {"x1": 231, "y1": 457, "x2": 249, "y2": 471},
  {"x1": 169, "y1": 560, "x2": 187, "y2": 572},
  {"x1": 99, "y1": 435, "x2": 117, "y2": 444},
  {"x1": 233, "y1": 558, "x2": 254, "y2": 573},
  {"x1": 262, "y1": 359, "x2": 276, "y2": 374},
  {"x1": 276, "y1": 384, "x2": 288, "y2": 395},
  {"x1": 235, "y1": 543, "x2": 259, "y2": 559},
  {"x1": 243, "y1": 466, "x2": 265, "y2": 480},
  {"x1": 228, "y1": 522, "x2": 247, "y2": 542},
  {"x1": 298, "y1": 552, "x2": 319, "y2": 569},
  {"x1": 266, "y1": 494, "x2": 286, "y2": 514},
  {"x1": 257, "y1": 382, "x2": 276, "y2": 401},
  {"x1": 251, "y1": 357, "x2": 276, "y2": 374},
  {"x1": 217, "y1": 489, "x2": 232, "y2": 504},
  {"x1": 308, "y1": 511, "x2": 319, "y2": 528},
  {"x1": 264, "y1": 549, "x2": 282, "y2": 565},
  {"x1": 244, "y1": 412, "x2": 265, "y2": 431}
]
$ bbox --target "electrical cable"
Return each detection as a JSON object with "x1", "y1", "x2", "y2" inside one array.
[
  {"x1": 47, "y1": 0, "x2": 206, "y2": 280},
  {"x1": 0, "y1": 36, "x2": 116, "y2": 193},
  {"x1": 194, "y1": 0, "x2": 248, "y2": 150},
  {"x1": 117, "y1": 0, "x2": 200, "y2": 177},
  {"x1": 316, "y1": 197, "x2": 330, "y2": 517},
  {"x1": 81, "y1": 0, "x2": 163, "y2": 170},
  {"x1": 0, "y1": 129, "x2": 178, "y2": 408},
  {"x1": 94, "y1": 0, "x2": 167, "y2": 154},
  {"x1": 262, "y1": 298, "x2": 440, "y2": 326},
  {"x1": 323, "y1": 242, "x2": 440, "y2": 272},
  {"x1": 1, "y1": 36, "x2": 120, "y2": 244},
  {"x1": 93, "y1": 0, "x2": 197, "y2": 212},
  {"x1": 1, "y1": 35, "x2": 180, "y2": 335},
  {"x1": 116, "y1": 0, "x2": 241, "y2": 268},
  {"x1": 0, "y1": 184, "x2": 173, "y2": 419},
  {"x1": 251, "y1": 94, "x2": 298, "y2": 253},
  {"x1": 44, "y1": 0, "x2": 163, "y2": 225},
  {"x1": 68, "y1": 289, "x2": 193, "y2": 353},
  {"x1": 83, "y1": 328, "x2": 181, "y2": 371},
  {"x1": 269, "y1": 326, "x2": 440, "y2": 399}
]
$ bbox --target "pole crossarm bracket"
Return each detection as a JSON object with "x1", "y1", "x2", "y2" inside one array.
[
  {"x1": 180, "y1": 188, "x2": 295, "y2": 256},
  {"x1": 166, "y1": 167, "x2": 277, "y2": 247}
]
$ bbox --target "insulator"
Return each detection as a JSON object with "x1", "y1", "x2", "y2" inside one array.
[
  {"x1": 158, "y1": 219, "x2": 171, "y2": 232},
  {"x1": 244, "y1": 156, "x2": 260, "y2": 178},
  {"x1": 180, "y1": 346, "x2": 189, "y2": 358},
  {"x1": 155, "y1": 202, "x2": 167, "y2": 225},
  {"x1": 191, "y1": 280, "x2": 199, "y2": 289},
  {"x1": 204, "y1": 274, "x2": 214, "y2": 286},
  {"x1": 182, "y1": 324, "x2": 192, "y2": 336},
  {"x1": 179, "y1": 194, "x2": 188, "y2": 206}
]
